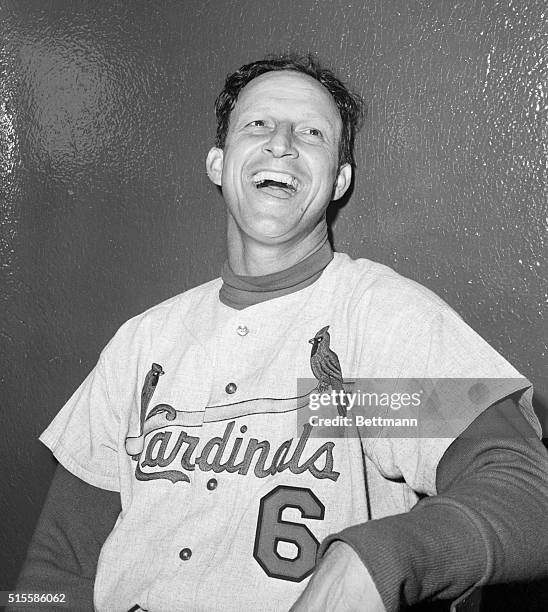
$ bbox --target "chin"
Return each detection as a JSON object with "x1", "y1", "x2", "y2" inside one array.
[{"x1": 243, "y1": 221, "x2": 297, "y2": 243}]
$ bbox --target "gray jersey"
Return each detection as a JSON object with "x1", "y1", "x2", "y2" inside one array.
[{"x1": 40, "y1": 253, "x2": 537, "y2": 611}]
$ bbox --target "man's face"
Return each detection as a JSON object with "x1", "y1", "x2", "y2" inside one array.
[{"x1": 206, "y1": 70, "x2": 352, "y2": 245}]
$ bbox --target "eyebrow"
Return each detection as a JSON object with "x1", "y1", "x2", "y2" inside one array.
[{"x1": 236, "y1": 108, "x2": 338, "y2": 129}]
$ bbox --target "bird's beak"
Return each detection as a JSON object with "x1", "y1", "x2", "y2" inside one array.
[{"x1": 308, "y1": 339, "x2": 314, "y2": 344}]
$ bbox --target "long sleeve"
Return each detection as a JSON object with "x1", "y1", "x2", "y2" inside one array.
[
  {"x1": 319, "y1": 396, "x2": 548, "y2": 611},
  {"x1": 9, "y1": 464, "x2": 121, "y2": 612}
]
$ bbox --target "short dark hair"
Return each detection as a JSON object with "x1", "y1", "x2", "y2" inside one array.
[{"x1": 214, "y1": 54, "x2": 365, "y2": 167}]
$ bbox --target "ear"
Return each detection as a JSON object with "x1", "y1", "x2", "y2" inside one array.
[
  {"x1": 333, "y1": 163, "x2": 352, "y2": 201},
  {"x1": 206, "y1": 147, "x2": 224, "y2": 186}
]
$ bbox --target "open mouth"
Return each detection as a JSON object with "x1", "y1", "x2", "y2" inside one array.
[{"x1": 252, "y1": 171, "x2": 299, "y2": 197}]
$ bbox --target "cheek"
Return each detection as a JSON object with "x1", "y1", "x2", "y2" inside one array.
[
  {"x1": 221, "y1": 162, "x2": 240, "y2": 188},
  {"x1": 309, "y1": 150, "x2": 339, "y2": 175}
]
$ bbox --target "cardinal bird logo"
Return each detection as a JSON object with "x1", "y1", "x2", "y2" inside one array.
[{"x1": 309, "y1": 325, "x2": 348, "y2": 417}]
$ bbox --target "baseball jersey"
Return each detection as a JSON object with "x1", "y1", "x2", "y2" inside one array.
[{"x1": 39, "y1": 253, "x2": 538, "y2": 612}]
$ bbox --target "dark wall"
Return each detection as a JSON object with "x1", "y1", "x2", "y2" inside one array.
[{"x1": 1, "y1": 0, "x2": 546, "y2": 592}]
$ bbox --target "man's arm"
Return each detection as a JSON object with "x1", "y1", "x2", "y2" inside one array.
[
  {"x1": 292, "y1": 396, "x2": 548, "y2": 611},
  {"x1": 8, "y1": 464, "x2": 121, "y2": 612}
]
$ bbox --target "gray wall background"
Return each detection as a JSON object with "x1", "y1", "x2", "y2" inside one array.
[{"x1": 1, "y1": 0, "x2": 546, "y2": 601}]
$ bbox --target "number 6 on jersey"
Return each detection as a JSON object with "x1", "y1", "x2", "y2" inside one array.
[{"x1": 253, "y1": 485, "x2": 325, "y2": 582}]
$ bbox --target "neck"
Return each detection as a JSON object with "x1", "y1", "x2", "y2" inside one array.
[
  {"x1": 227, "y1": 217, "x2": 329, "y2": 276},
  {"x1": 219, "y1": 235, "x2": 333, "y2": 310}
]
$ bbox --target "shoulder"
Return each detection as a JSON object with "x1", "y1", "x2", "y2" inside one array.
[
  {"x1": 101, "y1": 276, "x2": 223, "y2": 357},
  {"x1": 327, "y1": 252, "x2": 454, "y2": 321}
]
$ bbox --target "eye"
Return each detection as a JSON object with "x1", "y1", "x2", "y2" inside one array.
[
  {"x1": 303, "y1": 127, "x2": 323, "y2": 137},
  {"x1": 247, "y1": 120, "x2": 266, "y2": 127}
]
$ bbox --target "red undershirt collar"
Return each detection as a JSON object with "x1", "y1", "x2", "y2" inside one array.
[{"x1": 219, "y1": 239, "x2": 334, "y2": 310}]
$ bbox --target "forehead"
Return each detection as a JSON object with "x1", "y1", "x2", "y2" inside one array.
[{"x1": 233, "y1": 70, "x2": 341, "y2": 125}]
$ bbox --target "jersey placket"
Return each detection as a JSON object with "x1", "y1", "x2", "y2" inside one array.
[{"x1": 165, "y1": 309, "x2": 264, "y2": 608}]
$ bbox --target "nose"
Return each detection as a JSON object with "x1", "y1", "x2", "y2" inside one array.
[{"x1": 262, "y1": 124, "x2": 298, "y2": 158}]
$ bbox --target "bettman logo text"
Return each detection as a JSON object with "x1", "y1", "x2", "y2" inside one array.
[{"x1": 133, "y1": 421, "x2": 339, "y2": 484}]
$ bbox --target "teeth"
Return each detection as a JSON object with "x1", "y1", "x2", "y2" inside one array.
[{"x1": 252, "y1": 171, "x2": 299, "y2": 191}]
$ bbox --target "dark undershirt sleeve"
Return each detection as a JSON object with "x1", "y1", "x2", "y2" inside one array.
[
  {"x1": 8, "y1": 464, "x2": 121, "y2": 612},
  {"x1": 318, "y1": 396, "x2": 548, "y2": 611}
]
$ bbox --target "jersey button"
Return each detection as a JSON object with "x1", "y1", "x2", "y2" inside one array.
[
  {"x1": 236, "y1": 325, "x2": 249, "y2": 336},
  {"x1": 206, "y1": 478, "x2": 218, "y2": 490},
  {"x1": 179, "y1": 548, "x2": 192, "y2": 561},
  {"x1": 225, "y1": 382, "x2": 237, "y2": 394}
]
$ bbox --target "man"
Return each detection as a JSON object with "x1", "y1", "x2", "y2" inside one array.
[{"x1": 13, "y1": 55, "x2": 548, "y2": 611}]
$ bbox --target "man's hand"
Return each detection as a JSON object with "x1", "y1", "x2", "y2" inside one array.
[{"x1": 289, "y1": 541, "x2": 386, "y2": 612}]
